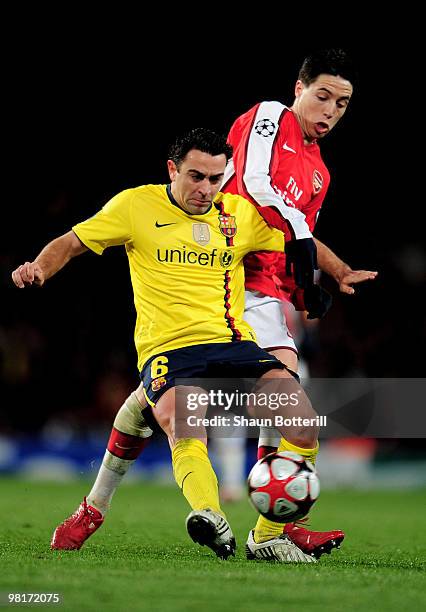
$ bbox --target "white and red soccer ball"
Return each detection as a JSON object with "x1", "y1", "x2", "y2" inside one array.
[{"x1": 247, "y1": 451, "x2": 320, "y2": 522}]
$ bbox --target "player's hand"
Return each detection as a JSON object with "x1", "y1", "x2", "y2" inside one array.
[
  {"x1": 11, "y1": 262, "x2": 45, "y2": 288},
  {"x1": 301, "y1": 284, "x2": 333, "y2": 320},
  {"x1": 338, "y1": 269, "x2": 378, "y2": 295},
  {"x1": 285, "y1": 237, "x2": 318, "y2": 289},
  {"x1": 291, "y1": 284, "x2": 333, "y2": 319}
]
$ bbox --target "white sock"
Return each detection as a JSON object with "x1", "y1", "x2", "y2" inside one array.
[
  {"x1": 86, "y1": 391, "x2": 152, "y2": 514},
  {"x1": 258, "y1": 425, "x2": 281, "y2": 449},
  {"x1": 87, "y1": 450, "x2": 135, "y2": 515}
]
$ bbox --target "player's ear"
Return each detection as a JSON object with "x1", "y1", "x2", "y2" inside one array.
[
  {"x1": 294, "y1": 80, "x2": 304, "y2": 98},
  {"x1": 167, "y1": 159, "x2": 178, "y2": 181}
]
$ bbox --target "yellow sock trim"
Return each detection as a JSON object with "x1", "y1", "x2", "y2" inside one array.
[
  {"x1": 253, "y1": 438, "x2": 319, "y2": 543},
  {"x1": 172, "y1": 438, "x2": 222, "y2": 514},
  {"x1": 278, "y1": 437, "x2": 319, "y2": 465}
]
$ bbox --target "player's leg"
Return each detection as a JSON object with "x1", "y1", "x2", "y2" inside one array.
[
  {"x1": 248, "y1": 366, "x2": 344, "y2": 559},
  {"x1": 243, "y1": 292, "x2": 298, "y2": 458},
  {"x1": 244, "y1": 294, "x2": 344, "y2": 559},
  {"x1": 256, "y1": 401, "x2": 343, "y2": 558},
  {"x1": 245, "y1": 365, "x2": 318, "y2": 560},
  {"x1": 216, "y1": 341, "x2": 314, "y2": 563},
  {"x1": 257, "y1": 347, "x2": 298, "y2": 458},
  {"x1": 51, "y1": 386, "x2": 152, "y2": 550},
  {"x1": 251, "y1": 350, "x2": 305, "y2": 544},
  {"x1": 87, "y1": 386, "x2": 152, "y2": 514},
  {"x1": 151, "y1": 385, "x2": 235, "y2": 559}
]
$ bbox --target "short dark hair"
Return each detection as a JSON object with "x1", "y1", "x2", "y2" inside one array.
[
  {"x1": 298, "y1": 49, "x2": 357, "y2": 87},
  {"x1": 168, "y1": 128, "x2": 233, "y2": 168}
]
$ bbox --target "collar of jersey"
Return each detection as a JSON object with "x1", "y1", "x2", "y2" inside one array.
[{"x1": 166, "y1": 184, "x2": 213, "y2": 216}]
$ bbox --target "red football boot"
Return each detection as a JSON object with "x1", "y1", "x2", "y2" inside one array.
[
  {"x1": 284, "y1": 519, "x2": 344, "y2": 559},
  {"x1": 51, "y1": 497, "x2": 104, "y2": 550}
]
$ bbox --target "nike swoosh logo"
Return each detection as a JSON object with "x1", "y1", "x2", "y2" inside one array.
[
  {"x1": 181, "y1": 471, "x2": 194, "y2": 492},
  {"x1": 283, "y1": 142, "x2": 296, "y2": 153},
  {"x1": 114, "y1": 442, "x2": 142, "y2": 450},
  {"x1": 155, "y1": 221, "x2": 176, "y2": 228}
]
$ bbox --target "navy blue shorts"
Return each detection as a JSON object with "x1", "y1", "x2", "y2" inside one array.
[{"x1": 140, "y1": 341, "x2": 285, "y2": 406}]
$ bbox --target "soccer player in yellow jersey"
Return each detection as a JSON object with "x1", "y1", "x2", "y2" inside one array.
[{"x1": 12, "y1": 128, "x2": 317, "y2": 561}]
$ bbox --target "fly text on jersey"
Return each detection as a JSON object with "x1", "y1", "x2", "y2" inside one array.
[{"x1": 273, "y1": 176, "x2": 304, "y2": 208}]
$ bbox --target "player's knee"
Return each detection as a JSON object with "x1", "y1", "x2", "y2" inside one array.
[{"x1": 113, "y1": 391, "x2": 153, "y2": 438}]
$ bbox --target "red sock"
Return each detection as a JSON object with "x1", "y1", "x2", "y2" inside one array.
[
  {"x1": 257, "y1": 445, "x2": 278, "y2": 461},
  {"x1": 107, "y1": 427, "x2": 150, "y2": 460}
]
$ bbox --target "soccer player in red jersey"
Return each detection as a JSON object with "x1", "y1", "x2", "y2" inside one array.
[{"x1": 222, "y1": 48, "x2": 377, "y2": 559}]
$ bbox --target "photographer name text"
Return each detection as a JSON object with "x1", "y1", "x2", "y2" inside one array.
[{"x1": 186, "y1": 415, "x2": 327, "y2": 428}]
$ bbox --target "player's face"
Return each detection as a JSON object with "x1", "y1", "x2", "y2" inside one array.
[
  {"x1": 292, "y1": 74, "x2": 353, "y2": 143},
  {"x1": 168, "y1": 150, "x2": 227, "y2": 215}
]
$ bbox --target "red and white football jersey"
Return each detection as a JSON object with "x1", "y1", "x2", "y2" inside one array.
[{"x1": 222, "y1": 101, "x2": 330, "y2": 301}]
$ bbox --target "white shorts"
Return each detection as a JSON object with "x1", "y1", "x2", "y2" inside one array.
[{"x1": 243, "y1": 290, "x2": 297, "y2": 353}]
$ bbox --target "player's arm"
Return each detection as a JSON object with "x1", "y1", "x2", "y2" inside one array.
[
  {"x1": 235, "y1": 102, "x2": 316, "y2": 287},
  {"x1": 239, "y1": 102, "x2": 312, "y2": 240},
  {"x1": 11, "y1": 231, "x2": 87, "y2": 288},
  {"x1": 315, "y1": 238, "x2": 378, "y2": 294}
]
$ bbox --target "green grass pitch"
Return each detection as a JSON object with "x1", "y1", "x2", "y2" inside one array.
[{"x1": 0, "y1": 479, "x2": 425, "y2": 611}]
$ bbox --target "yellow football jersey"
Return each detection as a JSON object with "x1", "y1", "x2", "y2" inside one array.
[{"x1": 72, "y1": 184, "x2": 284, "y2": 371}]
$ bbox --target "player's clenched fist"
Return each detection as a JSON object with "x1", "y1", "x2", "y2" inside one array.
[{"x1": 11, "y1": 261, "x2": 45, "y2": 288}]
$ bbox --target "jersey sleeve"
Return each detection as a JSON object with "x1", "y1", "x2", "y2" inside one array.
[
  {"x1": 72, "y1": 189, "x2": 134, "y2": 255},
  {"x1": 235, "y1": 101, "x2": 312, "y2": 240},
  {"x1": 249, "y1": 204, "x2": 285, "y2": 253}
]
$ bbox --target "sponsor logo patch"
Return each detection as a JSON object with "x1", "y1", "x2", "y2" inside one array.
[{"x1": 219, "y1": 250, "x2": 234, "y2": 268}]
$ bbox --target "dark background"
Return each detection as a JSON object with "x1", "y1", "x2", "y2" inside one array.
[{"x1": 1, "y1": 25, "x2": 424, "y2": 440}]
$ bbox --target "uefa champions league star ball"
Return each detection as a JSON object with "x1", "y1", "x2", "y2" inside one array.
[
  {"x1": 254, "y1": 118, "x2": 276, "y2": 137},
  {"x1": 247, "y1": 451, "x2": 320, "y2": 522}
]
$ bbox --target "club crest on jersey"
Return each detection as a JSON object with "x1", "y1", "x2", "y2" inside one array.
[
  {"x1": 313, "y1": 169, "x2": 324, "y2": 195},
  {"x1": 192, "y1": 223, "x2": 210, "y2": 246},
  {"x1": 218, "y1": 215, "x2": 237, "y2": 238},
  {"x1": 151, "y1": 376, "x2": 167, "y2": 392},
  {"x1": 219, "y1": 250, "x2": 234, "y2": 268}
]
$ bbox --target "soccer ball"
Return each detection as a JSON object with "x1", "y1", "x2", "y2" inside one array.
[{"x1": 247, "y1": 451, "x2": 320, "y2": 522}]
